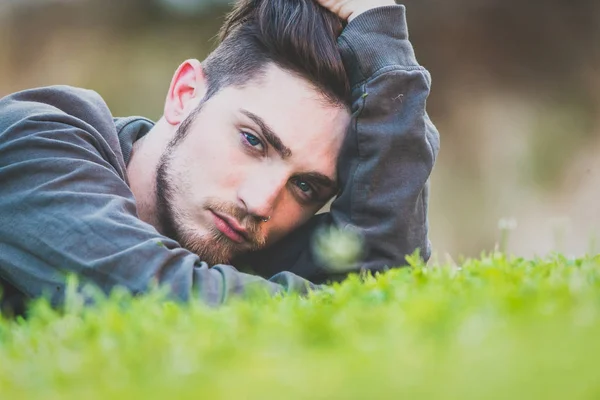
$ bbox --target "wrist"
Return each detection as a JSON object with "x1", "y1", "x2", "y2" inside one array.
[{"x1": 347, "y1": 0, "x2": 397, "y2": 22}]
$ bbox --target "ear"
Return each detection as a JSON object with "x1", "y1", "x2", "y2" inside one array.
[{"x1": 164, "y1": 59, "x2": 207, "y2": 126}]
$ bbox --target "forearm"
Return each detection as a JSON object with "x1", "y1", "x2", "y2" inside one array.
[
  {"x1": 330, "y1": 5, "x2": 439, "y2": 270},
  {"x1": 0, "y1": 172, "x2": 314, "y2": 307},
  {"x1": 0, "y1": 160, "x2": 308, "y2": 307}
]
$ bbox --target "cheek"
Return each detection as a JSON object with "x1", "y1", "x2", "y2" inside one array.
[
  {"x1": 268, "y1": 199, "x2": 320, "y2": 244},
  {"x1": 172, "y1": 134, "x2": 246, "y2": 203}
]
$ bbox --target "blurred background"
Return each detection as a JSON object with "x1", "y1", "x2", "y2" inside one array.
[{"x1": 1, "y1": 0, "x2": 599, "y2": 260}]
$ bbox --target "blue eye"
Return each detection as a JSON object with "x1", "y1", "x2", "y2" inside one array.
[
  {"x1": 291, "y1": 178, "x2": 320, "y2": 204},
  {"x1": 242, "y1": 132, "x2": 263, "y2": 148},
  {"x1": 295, "y1": 179, "x2": 312, "y2": 193}
]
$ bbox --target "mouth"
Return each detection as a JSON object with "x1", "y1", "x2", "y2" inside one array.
[{"x1": 209, "y1": 210, "x2": 249, "y2": 244}]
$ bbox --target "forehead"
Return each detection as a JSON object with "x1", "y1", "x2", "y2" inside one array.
[{"x1": 211, "y1": 64, "x2": 351, "y2": 168}]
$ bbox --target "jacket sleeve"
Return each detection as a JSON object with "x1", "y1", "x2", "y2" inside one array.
[
  {"x1": 0, "y1": 88, "x2": 318, "y2": 308},
  {"x1": 235, "y1": 5, "x2": 440, "y2": 283}
]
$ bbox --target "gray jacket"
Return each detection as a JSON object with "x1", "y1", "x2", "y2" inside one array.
[{"x1": 0, "y1": 5, "x2": 439, "y2": 312}]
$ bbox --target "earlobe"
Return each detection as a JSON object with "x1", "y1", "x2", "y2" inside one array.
[{"x1": 164, "y1": 59, "x2": 207, "y2": 126}]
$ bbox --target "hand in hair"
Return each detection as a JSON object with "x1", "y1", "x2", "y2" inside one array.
[{"x1": 316, "y1": 0, "x2": 396, "y2": 21}]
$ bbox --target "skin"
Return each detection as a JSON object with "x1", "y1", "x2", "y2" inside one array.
[{"x1": 127, "y1": 60, "x2": 350, "y2": 265}]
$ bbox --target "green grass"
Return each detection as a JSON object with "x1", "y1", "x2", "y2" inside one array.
[{"x1": 2, "y1": 253, "x2": 600, "y2": 399}]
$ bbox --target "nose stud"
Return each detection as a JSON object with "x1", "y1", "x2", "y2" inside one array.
[{"x1": 262, "y1": 216, "x2": 271, "y2": 223}]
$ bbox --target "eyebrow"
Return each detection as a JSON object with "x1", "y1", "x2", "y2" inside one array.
[{"x1": 240, "y1": 109, "x2": 293, "y2": 159}]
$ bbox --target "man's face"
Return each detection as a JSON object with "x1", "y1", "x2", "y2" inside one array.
[{"x1": 156, "y1": 64, "x2": 350, "y2": 265}]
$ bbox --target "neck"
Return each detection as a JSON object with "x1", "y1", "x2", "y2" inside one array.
[{"x1": 126, "y1": 117, "x2": 173, "y2": 232}]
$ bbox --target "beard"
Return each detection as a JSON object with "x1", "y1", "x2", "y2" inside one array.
[{"x1": 155, "y1": 114, "x2": 266, "y2": 266}]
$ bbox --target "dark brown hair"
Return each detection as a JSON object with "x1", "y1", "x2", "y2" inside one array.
[{"x1": 202, "y1": 0, "x2": 350, "y2": 108}]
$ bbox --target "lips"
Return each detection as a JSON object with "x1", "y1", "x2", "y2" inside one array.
[{"x1": 210, "y1": 210, "x2": 249, "y2": 243}]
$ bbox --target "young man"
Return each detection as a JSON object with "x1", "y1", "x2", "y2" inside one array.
[{"x1": 0, "y1": 0, "x2": 439, "y2": 312}]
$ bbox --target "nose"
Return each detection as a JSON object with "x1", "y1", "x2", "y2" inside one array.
[{"x1": 237, "y1": 167, "x2": 288, "y2": 222}]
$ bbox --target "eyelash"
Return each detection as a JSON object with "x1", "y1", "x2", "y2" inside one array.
[{"x1": 241, "y1": 131, "x2": 265, "y2": 153}]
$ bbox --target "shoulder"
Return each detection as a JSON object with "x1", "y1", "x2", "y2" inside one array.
[
  {"x1": 2, "y1": 84, "x2": 108, "y2": 117},
  {"x1": 0, "y1": 85, "x2": 126, "y2": 176},
  {"x1": 0, "y1": 85, "x2": 121, "y2": 148},
  {"x1": 0, "y1": 85, "x2": 116, "y2": 131}
]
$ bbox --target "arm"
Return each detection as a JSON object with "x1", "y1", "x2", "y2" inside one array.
[
  {"x1": 0, "y1": 88, "x2": 317, "y2": 307},
  {"x1": 236, "y1": 4, "x2": 440, "y2": 282}
]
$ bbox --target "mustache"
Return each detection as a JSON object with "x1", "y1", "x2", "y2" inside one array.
[{"x1": 203, "y1": 198, "x2": 265, "y2": 248}]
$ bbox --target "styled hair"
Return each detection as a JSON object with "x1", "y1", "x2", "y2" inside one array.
[{"x1": 202, "y1": 0, "x2": 350, "y2": 108}]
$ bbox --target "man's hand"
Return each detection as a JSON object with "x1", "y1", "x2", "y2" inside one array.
[{"x1": 317, "y1": 0, "x2": 396, "y2": 21}]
